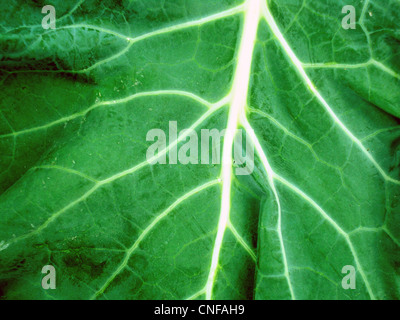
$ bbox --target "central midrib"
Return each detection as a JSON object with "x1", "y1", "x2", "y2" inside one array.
[{"x1": 204, "y1": 0, "x2": 262, "y2": 300}]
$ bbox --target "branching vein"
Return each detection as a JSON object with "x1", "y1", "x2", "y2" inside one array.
[
  {"x1": 92, "y1": 179, "x2": 220, "y2": 299},
  {"x1": 261, "y1": 3, "x2": 400, "y2": 185},
  {"x1": 0, "y1": 90, "x2": 219, "y2": 139},
  {"x1": 3, "y1": 98, "x2": 227, "y2": 246},
  {"x1": 204, "y1": 0, "x2": 261, "y2": 300}
]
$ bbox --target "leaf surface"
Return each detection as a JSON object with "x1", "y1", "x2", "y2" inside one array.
[{"x1": 0, "y1": 0, "x2": 399, "y2": 300}]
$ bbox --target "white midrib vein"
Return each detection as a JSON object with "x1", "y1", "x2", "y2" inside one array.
[
  {"x1": 194, "y1": 0, "x2": 391, "y2": 300},
  {"x1": 2, "y1": 0, "x2": 397, "y2": 300},
  {"x1": 204, "y1": 0, "x2": 262, "y2": 300},
  {"x1": 240, "y1": 1, "x2": 379, "y2": 299}
]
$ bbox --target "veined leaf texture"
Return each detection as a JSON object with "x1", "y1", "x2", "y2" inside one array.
[{"x1": 0, "y1": 0, "x2": 399, "y2": 300}]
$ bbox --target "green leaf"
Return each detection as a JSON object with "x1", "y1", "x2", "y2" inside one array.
[{"x1": 0, "y1": 0, "x2": 399, "y2": 300}]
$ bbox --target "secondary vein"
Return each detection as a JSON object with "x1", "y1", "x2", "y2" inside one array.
[
  {"x1": 91, "y1": 179, "x2": 220, "y2": 300},
  {"x1": 261, "y1": 2, "x2": 400, "y2": 185}
]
